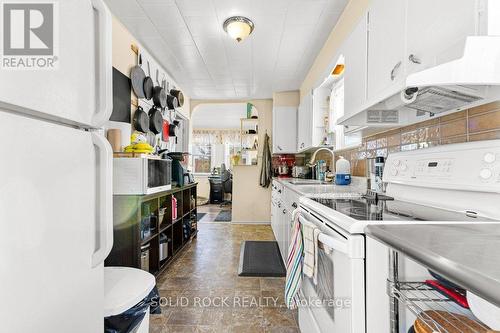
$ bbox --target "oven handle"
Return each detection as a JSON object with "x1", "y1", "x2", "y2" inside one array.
[
  {"x1": 299, "y1": 214, "x2": 349, "y2": 255},
  {"x1": 318, "y1": 233, "x2": 348, "y2": 255}
]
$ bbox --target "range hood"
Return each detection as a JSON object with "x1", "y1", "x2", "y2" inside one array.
[{"x1": 341, "y1": 36, "x2": 500, "y2": 126}]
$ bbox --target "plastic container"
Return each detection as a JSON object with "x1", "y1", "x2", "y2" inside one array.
[
  {"x1": 140, "y1": 244, "x2": 149, "y2": 272},
  {"x1": 159, "y1": 234, "x2": 169, "y2": 261},
  {"x1": 335, "y1": 156, "x2": 351, "y2": 185},
  {"x1": 374, "y1": 156, "x2": 385, "y2": 193}
]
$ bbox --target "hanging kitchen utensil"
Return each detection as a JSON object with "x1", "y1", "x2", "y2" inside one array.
[
  {"x1": 133, "y1": 106, "x2": 149, "y2": 133},
  {"x1": 170, "y1": 89, "x2": 184, "y2": 107},
  {"x1": 169, "y1": 120, "x2": 178, "y2": 137},
  {"x1": 166, "y1": 94, "x2": 178, "y2": 110},
  {"x1": 130, "y1": 53, "x2": 146, "y2": 98},
  {"x1": 152, "y1": 69, "x2": 167, "y2": 109},
  {"x1": 143, "y1": 61, "x2": 154, "y2": 100},
  {"x1": 148, "y1": 106, "x2": 163, "y2": 135},
  {"x1": 162, "y1": 119, "x2": 170, "y2": 142}
]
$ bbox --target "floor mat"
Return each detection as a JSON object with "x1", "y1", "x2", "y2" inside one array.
[
  {"x1": 238, "y1": 241, "x2": 286, "y2": 277},
  {"x1": 197, "y1": 213, "x2": 207, "y2": 221},
  {"x1": 214, "y1": 210, "x2": 232, "y2": 222}
]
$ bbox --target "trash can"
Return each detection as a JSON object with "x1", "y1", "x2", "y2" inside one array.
[{"x1": 104, "y1": 267, "x2": 158, "y2": 333}]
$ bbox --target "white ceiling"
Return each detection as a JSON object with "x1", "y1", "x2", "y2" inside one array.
[
  {"x1": 104, "y1": 0, "x2": 348, "y2": 100},
  {"x1": 192, "y1": 103, "x2": 246, "y2": 129}
]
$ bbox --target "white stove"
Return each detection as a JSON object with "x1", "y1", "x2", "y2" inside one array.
[{"x1": 297, "y1": 140, "x2": 500, "y2": 333}]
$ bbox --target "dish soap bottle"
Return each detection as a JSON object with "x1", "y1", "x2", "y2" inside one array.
[{"x1": 335, "y1": 156, "x2": 351, "y2": 185}]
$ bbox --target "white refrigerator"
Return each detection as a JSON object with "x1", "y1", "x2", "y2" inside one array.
[{"x1": 0, "y1": 0, "x2": 113, "y2": 332}]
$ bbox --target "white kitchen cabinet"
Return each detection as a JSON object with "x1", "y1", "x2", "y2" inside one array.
[
  {"x1": 405, "y1": 0, "x2": 478, "y2": 75},
  {"x1": 297, "y1": 92, "x2": 314, "y2": 151},
  {"x1": 367, "y1": 0, "x2": 406, "y2": 101},
  {"x1": 343, "y1": 13, "x2": 368, "y2": 119},
  {"x1": 273, "y1": 107, "x2": 297, "y2": 154}
]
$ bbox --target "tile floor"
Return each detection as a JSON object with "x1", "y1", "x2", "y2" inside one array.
[
  {"x1": 198, "y1": 204, "x2": 231, "y2": 223},
  {"x1": 149, "y1": 222, "x2": 298, "y2": 332}
]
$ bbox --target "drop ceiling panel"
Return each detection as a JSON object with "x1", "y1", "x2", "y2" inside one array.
[{"x1": 105, "y1": 0, "x2": 348, "y2": 99}]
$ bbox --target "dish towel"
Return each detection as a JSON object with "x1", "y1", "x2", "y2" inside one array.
[
  {"x1": 285, "y1": 209, "x2": 303, "y2": 309},
  {"x1": 259, "y1": 133, "x2": 272, "y2": 188},
  {"x1": 302, "y1": 219, "x2": 321, "y2": 285}
]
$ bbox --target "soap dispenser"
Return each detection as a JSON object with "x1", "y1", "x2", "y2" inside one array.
[{"x1": 335, "y1": 156, "x2": 351, "y2": 185}]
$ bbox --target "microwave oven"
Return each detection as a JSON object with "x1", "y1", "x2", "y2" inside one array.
[{"x1": 113, "y1": 157, "x2": 172, "y2": 195}]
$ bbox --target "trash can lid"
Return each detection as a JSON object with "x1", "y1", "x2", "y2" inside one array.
[{"x1": 104, "y1": 267, "x2": 156, "y2": 317}]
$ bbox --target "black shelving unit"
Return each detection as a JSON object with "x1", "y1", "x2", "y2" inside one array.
[{"x1": 105, "y1": 183, "x2": 198, "y2": 276}]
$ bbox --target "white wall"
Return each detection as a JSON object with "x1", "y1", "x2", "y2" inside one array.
[{"x1": 192, "y1": 103, "x2": 247, "y2": 129}]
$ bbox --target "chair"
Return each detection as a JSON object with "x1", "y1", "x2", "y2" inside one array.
[{"x1": 220, "y1": 169, "x2": 233, "y2": 207}]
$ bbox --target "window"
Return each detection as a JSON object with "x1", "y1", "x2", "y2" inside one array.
[
  {"x1": 191, "y1": 130, "x2": 241, "y2": 174},
  {"x1": 192, "y1": 144, "x2": 211, "y2": 174}
]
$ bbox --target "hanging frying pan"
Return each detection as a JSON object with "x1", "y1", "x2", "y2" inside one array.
[
  {"x1": 130, "y1": 54, "x2": 146, "y2": 98},
  {"x1": 170, "y1": 89, "x2": 184, "y2": 107},
  {"x1": 133, "y1": 106, "x2": 149, "y2": 133},
  {"x1": 148, "y1": 106, "x2": 163, "y2": 134},
  {"x1": 162, "y1": 119, "x2": 170, "y2": 142},
  {"x1": 143, "y1": 61, "x2": 154, "y2": 100},
  {"x1": 166, "y1": 94, "x2": 178, "y2": 110},
  {"x1": 152, "y1": 69, "x2": 167, "y2": 109}
]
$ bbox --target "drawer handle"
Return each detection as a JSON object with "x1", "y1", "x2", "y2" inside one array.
[{"x1": 282, "y1": 209, "x2": 287, "y2": 215}]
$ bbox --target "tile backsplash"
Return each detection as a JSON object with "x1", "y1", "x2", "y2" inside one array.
[{"x1": 318, "y1": 101, "x2": 500, "y2": 177}]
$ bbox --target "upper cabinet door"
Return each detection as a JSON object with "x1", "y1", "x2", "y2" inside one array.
[
  {"x1": 0, "y1": 0, "x2": 112, "y2": 128},
  {"x1": 367, "y1": 0, "x2": 406, "y2": 101},
  {"x1": 297, "y1": 93, "x2": 313, "y2": 151},
  {"x1": 273, "y1": 107, "x2": 297, "y2": 154},
  {"x1": 405, "y1": 0, "x2": 478, "y2": 75},
  {"x1": 343, "y1": 13, "x2": 368, "y2": 119}
]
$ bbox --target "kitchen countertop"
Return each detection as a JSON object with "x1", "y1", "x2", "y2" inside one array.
[
  {"x1": 365, "y1": 223, "x2": 500, "y2": 307},
  {"x1": 273, "y1": 177, "x2": 367, "y2": 196}
]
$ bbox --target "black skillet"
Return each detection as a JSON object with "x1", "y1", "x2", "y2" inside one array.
[
  {"x1": 130, "y1": 54, "x2": 146, "y2": 98},
  {"x1": 148, "y1": 106, "x2": 163, "y2": 134},
  {"x1": 152, "y1": 69, "x2": 167, "y2": 109},
  {"x1": 143, "y1": 61, "x2": 154, "y2": 100},
  {"x1": 133, "y1": 106, "x2": 149, "y2": 133}
]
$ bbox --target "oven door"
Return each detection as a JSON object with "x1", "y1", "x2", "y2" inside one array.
[
  {"x1": 145, "y1": 159, "x2": 172, "y2": 194},
  {"x1": 298, "y1": 210, "x2": 365, "y2": 333}
]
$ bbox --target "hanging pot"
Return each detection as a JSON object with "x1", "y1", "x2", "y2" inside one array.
[
  {"x1": 166, "y1": 94, "x2": 178, "y2": 110},
  {"x1": 143, "y1": 60, "x2": 154, "y2": 100},
  {"x1": 152, "y1": 69, "x2": 167, "y2": 109},
  {"x1": 170, "y1": 89, "x2": 184, "y2": 107},
  {"x1": 148, "y1": 106, "x2": 163, "y2": 134},
  {"x1": 169, "y1": 121, "x2": 178, "y2": 137},
  {"x1": 133, "y1": 106, "x2": 149, "y2": 133},
  {"x1": 130, "y1": 54, "x2": 146, "y2": 98},
  {"x1": 162, "y1": 119, "x2": 170, "y2": 142}
]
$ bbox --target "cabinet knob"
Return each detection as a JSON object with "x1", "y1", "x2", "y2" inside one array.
[
  {"x1": 408, "y1": 54, "x2": 421, "y2": 64},
  {"x1": 278, "y1": 189, "x2": 282, "y2": 193},
  {"x1": 390, "y1": 61, "x2": 402, "y2": 81}
]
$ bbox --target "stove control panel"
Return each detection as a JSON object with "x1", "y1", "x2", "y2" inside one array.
[{"x1": 384, "y1": 140, "x2": 500, "y2": 191}]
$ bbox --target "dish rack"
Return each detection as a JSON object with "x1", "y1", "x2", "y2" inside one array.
[{"x1": 387, "y1": 251, "x2": 491, "y2": 333}]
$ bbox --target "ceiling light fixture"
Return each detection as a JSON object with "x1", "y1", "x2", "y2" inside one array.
[{"x1": 223, "y1": 16, "x2": 254, "y2": 43}]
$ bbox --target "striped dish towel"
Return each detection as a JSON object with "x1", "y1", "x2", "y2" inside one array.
[{"x1": 285, "y1": 209, "x2": 303, "y2": 309}]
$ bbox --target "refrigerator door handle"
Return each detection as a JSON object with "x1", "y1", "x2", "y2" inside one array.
[
  {"x1": 90, "y1": 0, "x2": 113, "y2": 128},
  {"x1": 91, "y1": 133, "x2": 113, "y2": 267}
]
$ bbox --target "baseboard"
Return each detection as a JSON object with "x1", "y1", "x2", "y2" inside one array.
[{"x1": 231, "y1": 221, "x2": 271, "y2": 225}]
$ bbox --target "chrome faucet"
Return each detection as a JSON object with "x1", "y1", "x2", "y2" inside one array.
[{"x1": 307, "y1": 147, "x2": 335, "y2": 173}]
